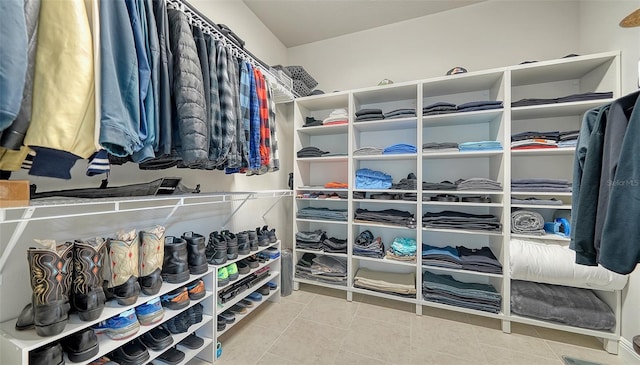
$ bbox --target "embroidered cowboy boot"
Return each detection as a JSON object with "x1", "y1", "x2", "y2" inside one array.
[
  {"x1": 28, "y1": 240, "x2": 73, "y2": 336},
  {"x1": 139, "y1": 226, "x2": 165, "y2": 295},
  {"x1": 104, "y1": 230, "x2": 140, "y2": 306},
  {"x1": 72, "y1": 237, "x2": 107, "y2": 321}
]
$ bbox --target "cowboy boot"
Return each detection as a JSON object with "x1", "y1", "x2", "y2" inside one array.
[
  {"x1": 28, "y1": 240, "x2": 73, "y2": 336},
  {"x1": 104, "y1": 230, "x2": 140, "y2": 306},
  {"x1": 182, "y1": 232, "x2": 208, "y2": 275},
  {"x1": 72, "y1": 237, "x2": 107, "y2": 321},
  {"x1": 139, "y1": 226, "x2": 166, "y2": 295},
  {"x1": 161, "y1": 236, "x2": 190, "y2": 284}
]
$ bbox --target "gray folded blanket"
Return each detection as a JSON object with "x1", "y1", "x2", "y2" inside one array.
[
  {"x1": 511, "y1": 210, "x2": 545, "y2": 235},
  {"x1": 511, "y1": 280, "x2": 615, "y2": 330}
]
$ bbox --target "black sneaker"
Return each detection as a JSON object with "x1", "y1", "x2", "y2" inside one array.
[
  {"x1": 237, "y1": 260, "x2": 250, "y2": 274},
  {"x1": 178, "y1": 334, "x2": 204, "y2": 350},
  {"x1": 158, "y1": 347, "x2": 185, "y2": 365},
  {"x1": 219, "y1": 311, "x2": 236, "y2": 324}
]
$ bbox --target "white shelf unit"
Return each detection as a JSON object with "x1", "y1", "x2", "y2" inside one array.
[
  {"x1": 0, "y1": 191, "x2": 291, "y2": 365},
  {"x1": 292, "y1": 51, "x2": 622, "y2": 353}
]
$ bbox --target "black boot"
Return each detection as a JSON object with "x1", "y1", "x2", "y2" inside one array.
[
  {"x1": 139, "y1": 226, "x2": 166, "y2": 295},
  {"x1": 72, "y1": 238, "x2": 107, "y2": 321},
  {"x1": 30, "y1": 342, "x2": 64, "y2": 365},
  {"x1": 27, "y1": 240, "x2": 73, "y2": 337},
  {"x1": 182, "y1": 232, "x2": 208, "y2": 275},
  {"x1": 62, "y1": 328, "x2": 99, "y2": 362},
  {"x1": 161, "y1": 236, "x2": 190, "y2": 283},
  {"x1": 221, "y1": 230, "x2": 238, "y2": 259},
  {"x1": 206, "y1": 231, "x2": 227, "y2": 265},
  {"x1": 236, "y1": 231, "x2": 251, "y2": 255}
]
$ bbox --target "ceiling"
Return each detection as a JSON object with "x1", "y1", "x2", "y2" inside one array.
[{"x1": 243, "y1": 0, "x2": 485, "y2": 47}]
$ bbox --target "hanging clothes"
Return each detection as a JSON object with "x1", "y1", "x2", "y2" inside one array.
[
  {"x1": 152, "y1": 0, "x2": 173, "y2": 157},
  {"x1": 205, "y1": 33, "x2": 221, "y2": 169},
  {"x1": 267, "y1": 84, "x2": 280, "y2": 172},
  {"x1": 254, "y1": 67, "x2": 270, "y2": 172},
  {"x1": 238, "y1": 60, "x2": 252, "y2": 170},
  {"x1": 212, "y1": 41, "x2": 234, "y2": 168},
  {"x1": 248, "y1": 63, "x2": 261, "y2": 173},
  {"x1": 225, "y1": 51, "x2": 242, "y2": 171}
]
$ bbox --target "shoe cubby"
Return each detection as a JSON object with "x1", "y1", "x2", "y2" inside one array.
[{"x1": 292, "y1": 51, "x2": 623, "y2": 352}]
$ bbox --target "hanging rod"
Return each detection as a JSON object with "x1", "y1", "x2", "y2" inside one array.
[{"x1": 167, "y1": 0, "x2": 295, "y2": 102}]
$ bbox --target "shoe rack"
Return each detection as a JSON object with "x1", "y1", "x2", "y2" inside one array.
[
  {"x1": 0, "y1": 191, "x2": 291, "y2": 364},
  {"x1": 292, "y1": 51, "x2": 622, "y2": 353}
]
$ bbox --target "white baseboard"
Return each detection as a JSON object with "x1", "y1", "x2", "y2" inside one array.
[{"x1": 620, "y1": 338, "x2": 640, "y2": 365}]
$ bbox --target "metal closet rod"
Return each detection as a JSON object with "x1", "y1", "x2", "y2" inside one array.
[{"x1": 168, "y1": 0, "x2": 291, "y2": 94}]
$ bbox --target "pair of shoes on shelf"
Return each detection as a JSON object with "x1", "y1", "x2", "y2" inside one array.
[
  {"x1": 164, "y1": 303, "x2": 204, "y2": 334},
  {"x1": 159, "y1": 277, "x2": 205, "y2": 311},
  {"x1": 256, "y1": 225, "x2": 277, "y2": 246},
  {"x1": 31, "y1": 327, "x2": 99, "y2": 363},
  {"x1": 218, "y1": 263, "x2": 239, "y2": 287}
]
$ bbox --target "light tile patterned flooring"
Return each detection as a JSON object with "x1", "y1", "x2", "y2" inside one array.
[{"x1": 188, "y1": 283, "x2": 626, "y2": 365}]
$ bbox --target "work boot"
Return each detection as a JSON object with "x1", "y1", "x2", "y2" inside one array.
[
  {"x1": 161, "y1": 236, "x2": 190, "y2": 284},
  {"x1": 72, "y1": 238, "x2": 107, "y2": 321},
  {"x1": 139, "y1": 226, "x2": 166, "y2": 295},
  {"x1": 256, "y1": 227, "x2": 269, "y2": 247},
  {"x1": 182, "y1": 232, "x2": 208, "y2": 275},
  {"x1": 206, "y1": 231, "x2": 227, "y2": 265},
  {"x1": 247, "y1": 230, "x2": 259, "y2": 251},
  {"x1": 221, "y1": 230, "x2": 238, "y2": 259},
  {"x1": 104, "y1": 230, "x2": 141, "y2": 306},
  {"x1": 236, "y1": 231, "x2": 250, "y2": 255},
  {"x1": 28, "y1": 240, "x2": 73, "y2": 337}
]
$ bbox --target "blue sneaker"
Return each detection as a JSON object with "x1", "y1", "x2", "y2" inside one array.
[
  {"x1": 135, "y1": 297, "x2": 164, "y2": 326},
  {"x1": 247, "y1": 292, "x2": 262, "y2": 302},
  {"x1": 92, "y1": 308, "x2": 140, "y2": 340}
]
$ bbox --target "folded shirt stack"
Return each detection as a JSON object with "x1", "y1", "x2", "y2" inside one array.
[
  {"x1": 457, "y1": 246, "x2": 503, "y2": 274},
  {"x1": 422, "y1": 142, "x2": 459, "y2": 153},
  {"x1": 385, "y1": 237, "x2": 417, "y2": 262},
  {"x1": 322, "y1": 237, "x2": 348, "y2": 254},
  {"x1": 422, "y1": 271, "x2": 501, "y2": 313},
  {"x1": 511, "y1": 178, "x2": 572, "y2": 192},
  {"x1": 355, "y1": 208, "x2": 417, "y2": 228},
  {"x1": 557, "y1": 129, "x2": 579, "y2": 148},
  {"x1": 297, "y1": 207, "x2": 348, "y2": 221},
  {"x1": 511, "y1": 197, "x2": 564, "y2": 206},
  {"x1": 297, "y1": 146, "x2": 330, "y2": 158},
  {"x1": 324, "y1": 181, "x2": 348, "y2": 188},
  {"x1": 391, "y1": 173, "x2": 418, "y2": 190},
  {"x1": 422, "y1": 244, "x2": 463, "y2": 269},
  {"x1": 296, "y1": 230, "x2": 326, "y2": 251},
  {"x1": 354, "y1": 267, "x2": 416, "y2": 297},
  {"x1": 383, "y1": 108, "x2": 416, "y2": 119},
  {"x1": 353, "y1": 146, "x2": 383, "y2": 156},
  {"x1": 383, "y1": 143, "x2": 417, "y2": 154},
  {"x1": 423, "y1": 180, "x2": 458, "y2": 190},
  {"x1": 455, "y1": 100, "x2": 503, "y2": 113},
  {"x1": 353, "y1": 230, "x2": 385, "y2": 258},
  {"x1": 323, "y1": 108, "x2": 349, "y2": 125},
  {"x1": 511, "y1": 209, "x2": 545, "y2": 236},
  {"x1": 456, "y1": 177, "x2": 502, "y2": 191},
  {"x1": 355, "y1": 168, "x2": 393, "y2": 189},
  {"x1": 423, "y1": 210, "x2": 502, "y2": 231},
  {"x1": 423, "y1": 102, "x2": 457, "y2": 115},
  {"x1": 355, "y1": 108, "x2": 384, "y2": 122},
  {"x1": 458, "y1": 141, "x2": 502, "y2": 152},
  {"x1": 296, "y1": 253, "x2": 347, "y2": 286},
  {"x1": 512, "y1": 91, "x2": 613, "y2": 107}
]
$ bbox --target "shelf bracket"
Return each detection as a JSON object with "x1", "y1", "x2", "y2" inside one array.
[
  {"x1": 161, "y1": 198, "x2": 185, "y2": 227},
  {"x1": 0, "y1": 207, "x2": 36, "y2": 284},
  {"x1": 261, "y1": 194, "x2": 287, "y2": 221},
  {"x1": 221, "y1": 193, "x2": 253, "y2": 229}
]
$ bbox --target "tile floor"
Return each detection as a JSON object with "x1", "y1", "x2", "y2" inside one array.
[{"x1": 187, "y1": 283, "x2": 626, "y2": 365}]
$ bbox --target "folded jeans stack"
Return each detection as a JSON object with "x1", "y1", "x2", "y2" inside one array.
[
  {"x1": 297, "y1": 146, "x2": 330, "y2": 158},
  {"x1": 423, "y1": 210, "x2": 502, "y2": 231},
  {"x1": 423, "y1": 102, "x2": 457, "y2": 115},
  {"x1": 458, "y1": 141, "x2": 502, "y2": 152},
  {"x1": 295, "y1": 230, "x2": 326, "y2": 250},
  {"x1": 456, "y1": 177, "x2": 502, "y2": 191},
  {"x1": 295, "y1": 253, "x2": 347, "y2": 285},
  {"x1": 355, "y1": 168, "x2": 393, "y2": 189},
  {"x1": 355, "y1": 208, "x2": 417, "y2": 228},
  {"x1": 354, "y1": 267, "x2": 416, "y2": 297},
  {"x1": 297, "y1": 207, "x2": 348, "y2": 221},
  {"x1": 423, "y1": 270, "x2": 501, "y2": 313},
  {"x1": 383, "y1": 108, "x2": 416, "y2": 119},
  {"x1": 455, "y1": 100, "x2": 503, "y2": 113},
  {"x1": 385, "y1": 237, "x2": 417, "y2": 262},
  {"x1": 355, "y1": 108, "x2": 384, "y2": 122},
  {"x1": 511, "y1": 178, "x2": 571, "y2": 192},
  {"x1": 383, "y1": 143, "x2": 417, "y2": 154},
  {"x1": 511, "y1": 209, "x2": 545, "y2": 236},
  {"x1": 353, "y1": 230, "x2": 385, "y2": 258},
  {"x1": 422, "y1": 142, "x2": 459, "y2": 153},
  {"x1": 322, "y1": 237, "x2": 347, "y2": 253}
]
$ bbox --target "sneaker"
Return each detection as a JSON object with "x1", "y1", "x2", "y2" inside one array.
[
  {"x1": 217, "y1": 317, "x2": 226, "y2": 331},
  {"x1": 240, "y1": 299, "x2": 254, "y2": 308},
  {"x1": 267, "y1": 281, "x2": 278, "y2": 290},
  {"x1": 247, "y1": 230, "x2": 259, "y2": 252},
  {"x1": 229, "y1": 304, "x2": 246, "y2": 314},
  {"x1": 161, "y1": 287, "x2": 190, "y2": 310},
  {"x1": 187, "y1": 303, "x2": 204, "y2": 324},
  {"x1": 256, "y1": 227, "x2": 269, "y2": 247},
  {"x1": 219, "y1": 311, "x2": 235, "y2": 324},
  {"x1": 226, "y1": 263, "x2": 239, "y2": 281},
  {"x1": 247, "y1": 292, "x2": 262, "y2": 302},
  {"x1": 186, "y1": 279, "x2": 206, "y2": 300},
  {"x1": 178, "y1": 334, "x2": 204, "y2": 350},
  {"x1": 236, "y1": 260, "x2": 250, "y2": 274},
  {"x1": 246, "y1": 255, "x2": 259, "y2": 268},
  {"x1": 218, "y1": 266, "x2": 229, "y2": 287},
  {"x1": 164, "y1": 311, "x2": 191, "y2": 334},
  {"x1": 258, "y1": 284, "x2": 270, "y2": 296},
  {"x1": 93, "y1": 308, "x2": 140, "y2": 340},
  {"x1": 135, "y1": 297, "x2": 164, "y2": 326}
]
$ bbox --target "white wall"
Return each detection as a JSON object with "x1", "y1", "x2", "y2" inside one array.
[
  {"x1": 578, "y1": 0, "x2": 640, "y2": 357},
  {"x1": 287, "y1": 0, "x2": 581, "y2": 92}
]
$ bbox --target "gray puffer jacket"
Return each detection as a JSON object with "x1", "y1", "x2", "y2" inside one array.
[{"x1": 167, "y1": 9, "x2": 208, "y2": 166}]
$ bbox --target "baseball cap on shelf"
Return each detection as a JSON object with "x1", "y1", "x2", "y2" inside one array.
[{"x1": 446, "y1": 67, "x2": 467, "y2": 75}]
